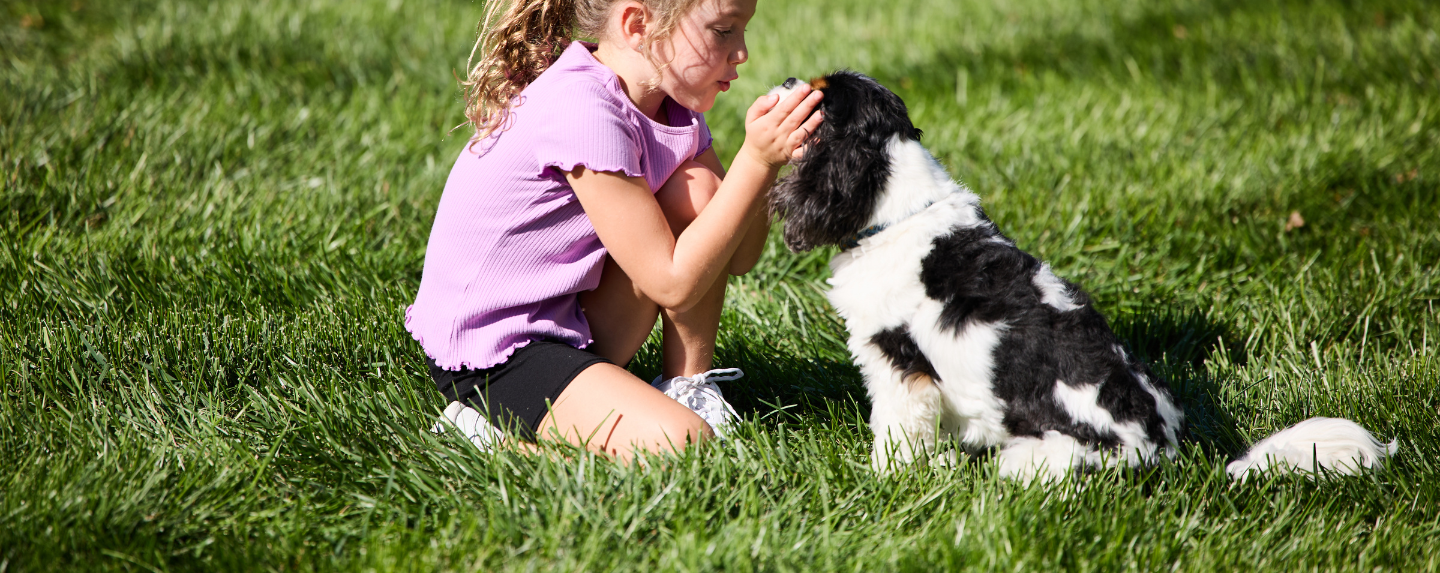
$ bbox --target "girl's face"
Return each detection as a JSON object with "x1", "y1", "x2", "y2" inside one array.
[{"x1": 655, "y1": 0, "x2": 755, "y2": 113}]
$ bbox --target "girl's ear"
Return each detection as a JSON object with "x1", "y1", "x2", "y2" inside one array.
[{"x1": 615, "y1": 2, "x2": 651, "y2": 51}]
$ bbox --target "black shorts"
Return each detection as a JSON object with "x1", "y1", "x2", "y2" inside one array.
[{"x1": 428, "y1": 341, "x2": 611, "y2": 442}]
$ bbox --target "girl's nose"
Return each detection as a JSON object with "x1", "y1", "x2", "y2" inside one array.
[{"x1": 732, "y1": 40, "x2": 748, "y2": 65}]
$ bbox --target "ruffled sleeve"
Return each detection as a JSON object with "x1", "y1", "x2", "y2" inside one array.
[
  {"x1": 695, "y1": 111, "x2": 714, "y2": 157},
  {"x1": 530, "y1": 80, "x2": 644, "y2": 179}
]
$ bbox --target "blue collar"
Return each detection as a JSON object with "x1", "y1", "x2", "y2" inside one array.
[
  {"x1": 840, "y1": 201, "x2": 937, "y2": 250},
  {"x1": 841, "y1": 224, "x2": 888, "y2": 250}
]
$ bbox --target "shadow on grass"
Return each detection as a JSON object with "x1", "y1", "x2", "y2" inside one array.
[
  {"x1": 648, "y1": 298, "x2": 1262, "y2": 458},
  {"x1": 724, "y1": 347, "x2": 868, "y2": 423},
  {"x1": 625, "y1": 330, "x2": 869, "y2": 425},
  {"x1": 1110, "y1": 306, "x2": 1251, "y2": 456},
  {"x1": 1110, "y1": 305, "x2": 1238, "y2": 367}
]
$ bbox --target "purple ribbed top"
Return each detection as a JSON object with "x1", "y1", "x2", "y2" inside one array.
[{"x1": 406, "y1": 41, "x2": 713, "y2": 370}]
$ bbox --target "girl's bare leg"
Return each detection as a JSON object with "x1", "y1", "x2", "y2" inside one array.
[
  {"x1": 653, "y1": 161, "x2": 728, "y2": 378},
  {"x1": 535, "y1": 362, "x2": 712, "y2": 463},
  {"x1": 577, "y1": 253, "x2": 661, "y2": 364},
  {"x1": 537, "y1": 160, "x2": 727, "y2": 460},
  {"x1": 580, "y1": 160, "x2": 728, "y2": 374}
]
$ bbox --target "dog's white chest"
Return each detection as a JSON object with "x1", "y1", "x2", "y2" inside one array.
[
  {"x1": 823, "y1": 196, "x2": 1013, "y2": 452},
  {"x1": 826, "y1": 241, "x2": 929, "y2": 333},
  {"x1": 824, "y1": 194, "x2": 986, "y2": 335}
]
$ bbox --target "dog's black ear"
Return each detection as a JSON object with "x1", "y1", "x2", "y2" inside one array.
[
  {"x1": 769, "y1": 71, "x2": 921, "y2": 252},
  {"x1": 770, "y1": 121, "x2": 890, "y2": 252}
]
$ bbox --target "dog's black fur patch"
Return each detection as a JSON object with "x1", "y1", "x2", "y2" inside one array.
[
  {"x1": 770, "y1": 70, "x2": 923, "y2": 252},
  {"x1": 919, "y1": 227, "x2": 1171, "y2": 444},
  {"x1": 870, "y1": 326, "x2": 941, "y2": 383}
]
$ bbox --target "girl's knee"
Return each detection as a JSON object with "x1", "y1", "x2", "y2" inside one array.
[
  {"x1": 649, "y1": 404, "x2": 715, "y2": 449},
  {"x1": 655, "y1": 160, "x2": 722, "y2": 235}
]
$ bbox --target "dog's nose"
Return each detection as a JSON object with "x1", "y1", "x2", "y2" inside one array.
[{"x1": 781, "y1": 77, "x2": 797, "y2": 89}]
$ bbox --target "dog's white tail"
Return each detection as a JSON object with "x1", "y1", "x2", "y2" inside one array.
[{"x1": 1226, "y1": 417, "x2": 1398, "y2": 480}]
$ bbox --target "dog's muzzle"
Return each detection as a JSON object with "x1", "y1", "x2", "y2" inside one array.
[{"x1": 768, "y1": 77, "x2": 809, "y2": 100}]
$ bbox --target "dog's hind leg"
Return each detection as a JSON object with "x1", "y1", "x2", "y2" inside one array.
[{"x1": 867, "y1": 370, "x2": 946, "y2": 472}]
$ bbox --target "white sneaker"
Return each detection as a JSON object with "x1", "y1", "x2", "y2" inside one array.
[
  {"x1": 652, "y1": 368, "x2": 743, "y2": 437},
  {"x1": 430, "y1": 401, "x2": 502, "y2": 451}
]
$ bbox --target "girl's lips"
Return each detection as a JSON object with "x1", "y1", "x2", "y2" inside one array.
[{"x1": 718, "y1": 80, "x2": 731, "y2": 91}]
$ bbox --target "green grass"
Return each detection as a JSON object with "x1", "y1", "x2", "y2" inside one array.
[{"x1": 3, "y1": 0, "x2": 1439, "y2": 569}]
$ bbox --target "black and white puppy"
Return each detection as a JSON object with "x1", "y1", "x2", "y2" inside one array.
[{"x1": 768, "y1": 72, "x2": 1396, "y2": 482}]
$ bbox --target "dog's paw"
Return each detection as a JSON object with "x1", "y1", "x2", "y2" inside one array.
[
  {"x1": 995, "y1": 432, "x2": 1085, "y2": 485},
  {"x1": 931, "y1": 448, "x2": 963, "y2": 470}
]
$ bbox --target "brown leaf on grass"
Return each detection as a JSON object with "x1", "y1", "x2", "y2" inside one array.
[
  {"x1": 1172, "y1": 25, "x2": 1188, "y2": 39},
  {"x1": 1395, "y1": 169, "x2": 1418, "y2": 184},
  {"x1": 1284, "y1": 211, "x2": 1305, "y2": 232},
  {"x1": 20, "y1": 14, "x2": 44, "y2": 28}
]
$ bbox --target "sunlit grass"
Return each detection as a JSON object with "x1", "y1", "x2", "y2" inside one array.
[{"x1": 2, "y1": 0, "x2": 1438, "y2": 570}]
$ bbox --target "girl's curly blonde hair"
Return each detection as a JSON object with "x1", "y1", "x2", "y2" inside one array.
[{"x1": 462, "y1": 0, "x2": 704, "y2": 141}]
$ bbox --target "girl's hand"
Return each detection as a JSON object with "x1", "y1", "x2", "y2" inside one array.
[{"x1": 737, "y1": 86, "x2": 824, "y2": 169}]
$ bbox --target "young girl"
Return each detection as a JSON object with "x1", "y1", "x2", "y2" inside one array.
[{"x1": 406, "y1": 0, "x2": 823, "y2": 462}]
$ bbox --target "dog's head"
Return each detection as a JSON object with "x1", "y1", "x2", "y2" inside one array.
[{"x1": 768, "y1": 71, "x2": 922, "y2": 252}]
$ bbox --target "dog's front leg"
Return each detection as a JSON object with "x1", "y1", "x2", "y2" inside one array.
[{"x1": 864, "y1": 361, "x2": 947, "y2": 473}]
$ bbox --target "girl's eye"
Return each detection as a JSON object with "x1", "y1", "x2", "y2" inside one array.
[{"x1": 714, "y1": 27, "x2": 735, "y2": 37}]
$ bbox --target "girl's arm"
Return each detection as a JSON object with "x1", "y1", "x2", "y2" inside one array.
[
  {"x1": 567, "y1": 86, "x2": 822, "y2": 312},
  {"x1": 693, "y1": 147, "x2": 768, "y2": 276}
]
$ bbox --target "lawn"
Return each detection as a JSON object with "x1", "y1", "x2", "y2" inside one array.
[{"x1": 2, "y1": 0, "x2": 1439, "y2": 570}]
